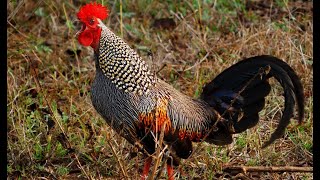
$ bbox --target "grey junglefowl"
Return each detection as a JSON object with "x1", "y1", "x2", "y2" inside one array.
[{"x1": 76, "y1": 3, "x2": 304, "y2": 180}]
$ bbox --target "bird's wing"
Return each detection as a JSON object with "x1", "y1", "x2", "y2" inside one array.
[{"x1": 138, "y1": 80, "x2": 214, "y2": 140}]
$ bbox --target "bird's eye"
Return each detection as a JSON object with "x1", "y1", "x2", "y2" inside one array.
[{"x1": 89, "y1": 18, "x2": 95, "y2": 25}]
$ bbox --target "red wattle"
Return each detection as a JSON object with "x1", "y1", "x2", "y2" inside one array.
[{"x1": 78, "y1": 30, "x2": 93, "y2": 46}]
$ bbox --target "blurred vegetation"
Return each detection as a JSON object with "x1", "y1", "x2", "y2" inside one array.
[{"x1": 7, "y1": 0, "x2": 312, "y2": 179}]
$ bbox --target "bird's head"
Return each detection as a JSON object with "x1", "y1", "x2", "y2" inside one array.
[{"x1": 77, "y1": 2, "x2": 108, "y2": 50}]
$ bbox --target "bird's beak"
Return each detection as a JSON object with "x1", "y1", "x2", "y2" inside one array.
[{"x1": 76, "y1": 24, "x2": 86, "y2": 37}]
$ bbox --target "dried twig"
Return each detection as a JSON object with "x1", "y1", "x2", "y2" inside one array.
[
  {"x1": 148, "y1": 123, "x2": 167, "y2": 180},
  {"x1": 223, "y1": 165, "x2": 313, "y2": 174},
  {"x1": 106, "y1": 138, "x2": 129, "y2": 179},
  {"x1": 184, "y1": 52, "x2": 210, "y2": 71},
  {"x1": 155, "y1": 153, "x2": 168, "y2": 179},
  {"x1": 7, "y1": 20, "x2": 29, "y2": 39},
  {"x1": 119, "y1": 0, "x2": 123, "y2": 38},
  {"x1": 156, "y1": 63, "x2": 167, "y2": 75}
]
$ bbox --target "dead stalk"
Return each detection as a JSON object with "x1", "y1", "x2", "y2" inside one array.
[
  {"x1": 148, "y1": 123, "x2": 166, "y2": 180},
  {"x1": 106, "y1": 138, "x2": 129, "y2": 179},
  {"x1": 223, "y1": 165, "x2": 313, "y2": 173}
]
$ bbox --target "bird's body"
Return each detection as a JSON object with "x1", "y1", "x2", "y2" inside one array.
[
  {"x1": 91, "y1": 22, "x2": 233, "y2": 155},
  {"x1": 91, "y1": 21, "x2": 221, "y2": 154},
  {"x1": 77, "y1": 3, "x2": 304, "y2": 180}
]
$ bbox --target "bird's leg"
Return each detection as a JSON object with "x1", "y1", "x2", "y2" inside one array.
[
  {"x1": 166, "y1": 161, "x2": 174, "y2": 180},
  {"x1": 141, "y1": 156, "x2": 152, "y2": 180}
]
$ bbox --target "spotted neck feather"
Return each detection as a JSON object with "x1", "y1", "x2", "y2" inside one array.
[{"x1": 97, "y1": 21, "x2": 157, "y2": 96}]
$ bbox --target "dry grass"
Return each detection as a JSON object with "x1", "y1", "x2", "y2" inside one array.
[{"x1": 7, "y1": 0, "x2": 312, "y2": 179}]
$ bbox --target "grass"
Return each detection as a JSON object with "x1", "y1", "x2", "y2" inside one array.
[{"x1": 7, "y1": 0, "x2": 312, "y2": 179}]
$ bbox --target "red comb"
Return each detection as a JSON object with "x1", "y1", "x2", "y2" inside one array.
[{"x1": 77, "y1": 2, "x2": 108, "y2": 22}]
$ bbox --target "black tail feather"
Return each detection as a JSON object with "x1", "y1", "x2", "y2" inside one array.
[
  {"x1": 200, "y1": 55, "x2": 304, "y2": 148},
  {"x1": 263, "y1": 57, "x2": 305, "y2": 123}
]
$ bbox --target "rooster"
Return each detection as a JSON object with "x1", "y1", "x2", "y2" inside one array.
[{"x1": 76, "y1": 3, "x2": 304, "y2": 180}]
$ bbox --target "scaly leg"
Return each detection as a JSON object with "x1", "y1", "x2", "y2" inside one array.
[
  {"x1": 141, "y1": 156, "x2": 152, "y2": 180},
  {"x1": 166, "y1": 162, "x2": 174, "y2": 180}
]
